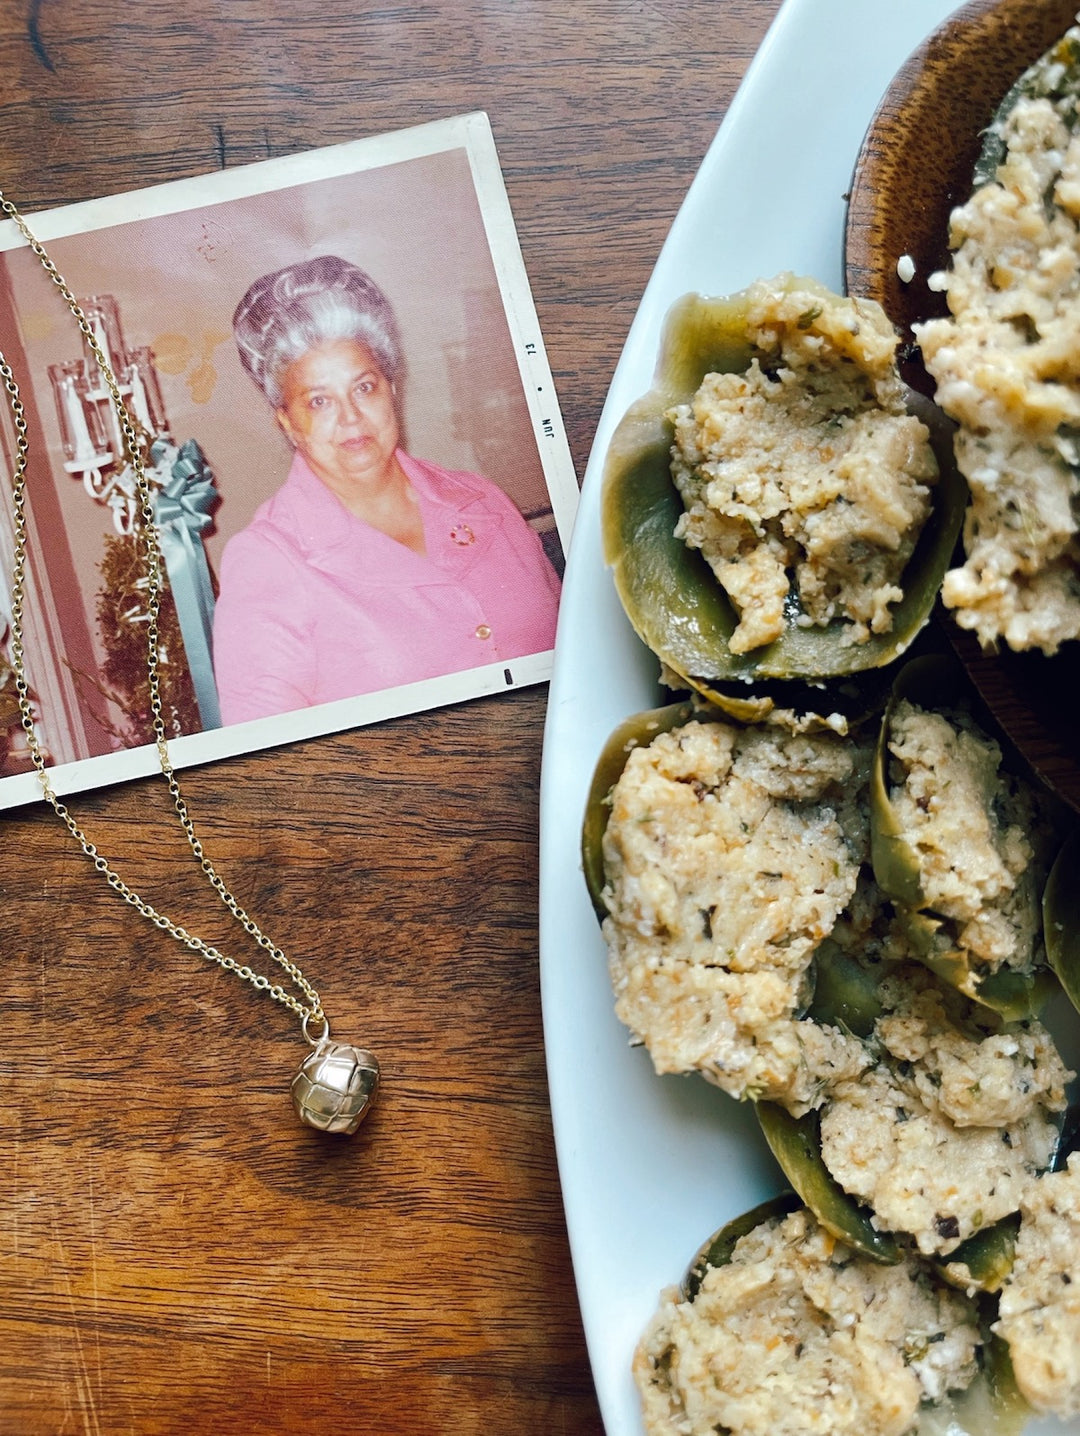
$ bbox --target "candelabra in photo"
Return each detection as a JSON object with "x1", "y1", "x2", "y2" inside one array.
[{"x1": 47, "y1": 295, "x2": 222, "y2": 732}]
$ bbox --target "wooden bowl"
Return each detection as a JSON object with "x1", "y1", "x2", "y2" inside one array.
[{"x1": 845, "y1": 0, "x2": 1080, "y2": 814}]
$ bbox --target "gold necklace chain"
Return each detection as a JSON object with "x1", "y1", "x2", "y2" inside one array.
[{"x1": 0, "y1": 189, "x2": 380, "y2": 1134}]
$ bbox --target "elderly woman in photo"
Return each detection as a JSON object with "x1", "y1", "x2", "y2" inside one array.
[{"x1": 212, "y1": 256, "x2": 561, "y2": 725}]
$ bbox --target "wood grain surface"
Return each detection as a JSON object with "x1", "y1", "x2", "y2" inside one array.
[{"x1": 0, "y1": 2, "x2": 782, "y2": 1432}]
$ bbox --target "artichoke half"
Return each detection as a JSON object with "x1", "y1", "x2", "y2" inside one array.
[
  {"x1": 602, "y1": 279, "x2": 966, "y2": 686},
  {"x1": 869, "y1": 656, "x2": 1057, "y2": 1020},
  {"x1": 670, "y1": 1195, "x2": 1028, "y2": 1436},
  {"x1": 580, "y1": 699, "x2": 702, "y2": 920}
]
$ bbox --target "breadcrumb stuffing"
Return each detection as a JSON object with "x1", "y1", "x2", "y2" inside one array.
[
  {"x1": 826, "y1": 868, "x2": 911, "y2": 968},
  {"x1": 668, "y1": 277, "x2": 937, "y2": 654},
  {"x1": 818, "y1": 970, "x2": 1068, "y2": 1256},
  {"x1": 996, "y1": 1152, "x2": 1080, "y2": 1417},
  {"x1": 634, "y1": 1206, "x2": 981, "y2": 1436},
  {"x1": 915, "y1": 81, "x2": 1080, "y2": 653},
  {"x1": 875, "y1": 981, "x2": 1070, "y2": 1129},
  {"x1": 601, "y1": 720, "x2": 870, "y2": 1111},
  {"x1": 820, "y1": 1069, "x2": 1057, "y2": 1258},
  {"x1": 885, "y1": 700, "x2": 1048, "y2": 979}
]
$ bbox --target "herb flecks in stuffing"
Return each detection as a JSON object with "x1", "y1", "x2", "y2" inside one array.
[
  {"x1": 635, "y1": 1206, "x2": 981, "y2": 1436},
  {"x1": 669, "y1": 278, "x2": 937, "y2": 654},
  {"x1": 916, "y1": 62, "x2": 1080, "y2": 654},
  {"x1": 601, "y1": 719, "x2": 872, "y2": 1112}
]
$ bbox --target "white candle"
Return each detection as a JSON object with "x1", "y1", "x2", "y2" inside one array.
[
  {"x1": 63, "y1": 378, "x2": 97, "y2": 463},
  {"x1": 92, "y1": 315, "x2": 113, "y2": 373},
  {"x1": 128, "y1": 362, "x2": 152, "y2": 432}
]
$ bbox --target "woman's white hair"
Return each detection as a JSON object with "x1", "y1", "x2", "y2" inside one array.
[{"x1": 233, "y1": 256, "x2": 404, "y2": 408}]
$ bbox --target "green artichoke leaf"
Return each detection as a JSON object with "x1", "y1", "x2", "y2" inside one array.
[
  {"x1": 895, "y1": 908, "x2": 1050, "y2": 1021},
  {"x1": 580, "y1": 699, "x2": 700, "y2": 922},
  {"x1": 1054, "y1": 1103, "x2": 1080, "y2": 1170},
  {"x1": 1043, "y1": 828, "x2": 1080, "y2": 1016},
  {"x1": 968, "y1": 967, "x2": 1055, "y2": 1022},
  {"x1": 973, "y1": 23, "x2": 1080, "y2": 190},
  {"x1": 668, "y1": 662, "x2": 894, "y2": 736},
  {"x1": 601, "y1": 284, "x2": 967, "y2": 684},
  {"x1": 682, "y1": 1190, "x2": 802, "y2": 1300},
  {"x1": 936, "y1": 1212, "x2": 1020, "y2": 1294},
  {"x1": 869, "y1": 656, "x2": 1048, "y2": 1019},
  {"x1": 870, "y1": 655, "x2": 966, "y2": 910},
  {"x1": 755, "y1": 1101, "x2": 903, "y2": 1264},
  {"x1": 870, "y1": 703, "x2": 927, "y2": 910},
  {"x1": 804, "y1": 940, "x2": 889, "y2": 1039}
]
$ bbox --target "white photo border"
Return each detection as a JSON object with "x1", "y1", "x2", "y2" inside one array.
[{"x1": 0, "y1": 112, "x2": 578, "y2": 810}]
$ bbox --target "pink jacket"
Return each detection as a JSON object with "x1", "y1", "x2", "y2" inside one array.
[{"x1": 212, "y1": 449, "x2": 561, "y2": 724}]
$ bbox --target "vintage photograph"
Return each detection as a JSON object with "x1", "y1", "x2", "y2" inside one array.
[{"x1": 0, "y1": 113, "x2": 576, "y2": 806}]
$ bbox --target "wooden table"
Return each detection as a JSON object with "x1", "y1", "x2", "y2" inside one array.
[{"x1": 0, "y1": 2, "x2": 781, "y2": 1431}]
